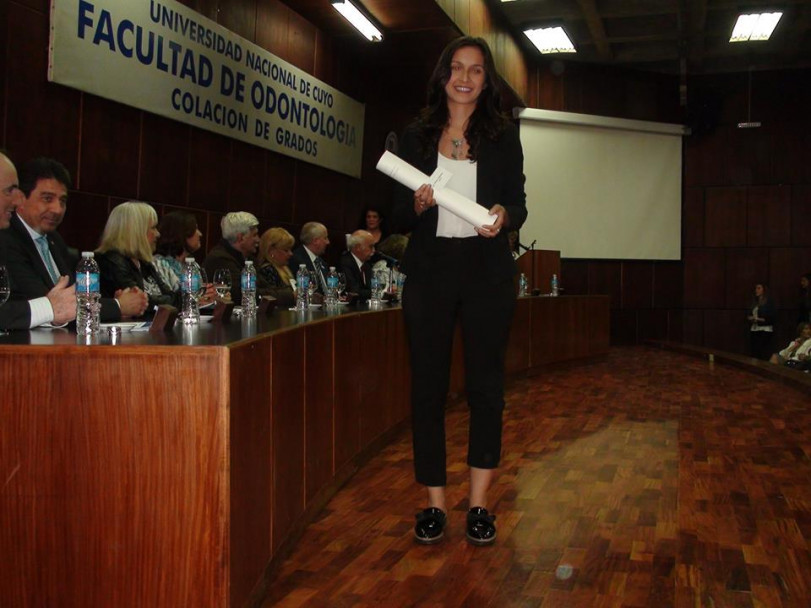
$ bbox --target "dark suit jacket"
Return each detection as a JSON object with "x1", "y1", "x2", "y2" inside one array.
[
  {"x1": 203, "y1": 239, "x2": 272, "y2": 304},
  {"x1": 390, "y1": 122, "x2": 527, "y2": 284},
  {"x1": 339, "y1": 251, "x2": 371, "y2": 300},
  {"x1": 0, "y1": 299, "x2": 31, "y2": 330},
  {"x1": 289, "y1": 245, "x2": 327, "y2": 293},
  {"x1": 0, "y1": 214, "x2": 122, "y2": 322},
  {"x1": 97, "y1": 250, "x2": 180, "y2": 310}
]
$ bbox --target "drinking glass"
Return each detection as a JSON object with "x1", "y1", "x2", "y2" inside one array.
[
  {"x1": 337, "y1": 272, "x2": 347, "y2": 299},
  {"x1": 0, "y1": 265, "x2": 10, "y2": 335},
  {"x1": 213, "y1": 268, "x2": 232, "y2": 301},
  {"x1": 195, "y1": 267, "x2": 208, "y2": 301},
  {"x1": 307, "y1": 270, "x2": 318, "y2": 301}
]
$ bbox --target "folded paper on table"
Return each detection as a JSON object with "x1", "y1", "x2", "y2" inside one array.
[{"x1": 376, "y1": 151, "x2": 497, "y2": 227}]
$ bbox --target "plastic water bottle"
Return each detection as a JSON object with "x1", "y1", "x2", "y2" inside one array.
[
  {"x1": 180, "y1": 257, "x2": 202, "y2": 324},
  {"x1": 325, "y1": 266, "x2": 339, "y2": 308},
  {"x1": 241, "y1": 260, "x2": 257, "y2": 317},
  {"x1": 370, "y1": 269, "x2": 382, "y2": 305},
  {"x1": 295, "y1": 264, "x2": 310, "y2": 311},
  {"x1": 518, "y1": 273, "x2": 528, "y2": 297},
  {"x1": 551, "y1": 273, "x2": 559, "y2": 297},
  {"x1": 75, "y1": 251, "x2": 100, "y2": 335}
]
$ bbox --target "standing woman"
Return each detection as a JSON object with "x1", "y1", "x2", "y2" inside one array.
[
  {"x1": 748, "y1": 283, "x2": 776, "y2": 360},
  {"x1": 391, "y1": 37, "x2": 527, "y2": 546}
]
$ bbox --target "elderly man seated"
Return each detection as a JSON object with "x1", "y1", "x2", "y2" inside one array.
[{"x1": 340, "y1": 230, "x2": 375, "y2": 301}]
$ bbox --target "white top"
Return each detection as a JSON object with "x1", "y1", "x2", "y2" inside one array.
[{"x1": 436, "y1": 153, "x2": 478, "y2": 238}]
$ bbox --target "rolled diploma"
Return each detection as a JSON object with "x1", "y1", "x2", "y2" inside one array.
[{"x1": 376, "y1": 151, "x2": 497, "y2": 227}]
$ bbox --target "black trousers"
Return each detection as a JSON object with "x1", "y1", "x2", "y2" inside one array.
[
  {"x1": 402, "y1": 238, "x2": 516, "y2": 487},
  {"x1": 750, "y1": 330, "x2": 773, "y2": 360}
]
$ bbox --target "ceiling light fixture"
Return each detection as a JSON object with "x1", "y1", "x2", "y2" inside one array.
[
  {"x1": 524, "y1": 27, "x2": 576, "y2": 54},
  {"x1": 332, "y1": 0, "x2": 383, "y2": 42},
  {"x1": 730, "y1": 12, "x2": 782, "y2": 42}
]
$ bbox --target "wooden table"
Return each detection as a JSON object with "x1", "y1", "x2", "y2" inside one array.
[{"x1": 0, "y1": 296, "x2": 608, "y2": 607}]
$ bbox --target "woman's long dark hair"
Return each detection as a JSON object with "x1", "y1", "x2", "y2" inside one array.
[
  {"x1": 415, "y1": 36, "x2": 509, "y2": 161},
  {"x1": 155, "y1": 211, "x2": 198, "y2": 258}
]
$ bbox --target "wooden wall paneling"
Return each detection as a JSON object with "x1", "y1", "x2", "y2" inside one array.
[
  {"x1": 265, "y1": 152, "x2": 296, "y2": 221},
  {"x1": 206, "y1": 211, "x2": 226, "y2": 255},
  {"x1": 533, "y1": 66, "x2": 566, "y2": 112},
  {"x1": 305, "y1": 321, "x2": 335, "y2": 503},
  {"x1": 587, "y1": 261, "x2": 622, "y2": 309},
  {"x1": 791, "y1": 184, "x2": 811, "y2": 247},
  {"x1": 453, "y1": 0, "x2": 471, "y2": 34},
  {"x1": 769, "y1": 248, "x2": 811, "y2": 315},
  {"x1": 746, "y1": 185, "x2": 791, "y2": 247},
  {"x1": 506, "y1": 298, "x2": 531, "y2": 374},
  {"x1": 724, "y1": 124, "x2": 773, "y2": 186},
  {"x1": 4, "y1": 3, "x2": 80, "y2": 173},
  {"x1": 724, "y1": 248, "x2": 770, "y2": 310},
  {"x1": 588, "y1": 297, "x2": 610, "y2": 354},
  {"x1": 0, "y1": 0, "x2": 7, "y2": 141},
  {"x1": 682, "y1": 248, "x2": 725, "y2": 309},
  {"x1": 230, "y1": 340, "x2": 272, "y2": 606},
  {"x1": 293, "y1": 163, "x2": 348, "y2": 229},
  {"x1": 219, "y1": 0, "x2": 258, "y2": 42},
  {"x1": 560, "y1": 260, "x2": 588, "y2": 295},
  {"x1": 667, "y1": 309, "x2": 685, "y2": 343},
  {"x1": 188, "y1": 129, "x2": 231, "y2": 212},
  {"x1": 0, "y1": 349, "x2": 229, "y2": 607},
  {"x1": 177, "y1": 0, "x2": 220, "y2": 22},
  {"x1": 681, "y1": 309, "x2": 704, "y2": 346},
  {"x1": 704, "y1": 186, "x2": 747, "y2": 247},
  {"x1": 638, "y1": 309, "x2": 669, "y2": 342},
  {"x1": 531, "y1": 298, "x2": 592, "y2": 363},
  {"x1": 228, "y1": 141, "x2": 267, "y2": 216},
  {"x1": 58, "y1": 192, "x2": 110, "y2": 253},
  {"x1": 313, "y1": 31, "x2": 336, "y2": 86},
  {"x1": 683, "y1": 187, "x2": 705, "y2": 248},
  {"x1": 622, "y1": 262, "x2": 654, "y2": 310},
  {"x1": 755, "y1": 70, "x2": 811, "y2": 121},
  {"x1": 610, "y1": 309, "x2": 638, "y2": 345},
  {"x1": 271, "y1": 328, "x2": 306, "y2": 553},
  {"x1": 771, "y1": 120, "x2": 811, "y2": 185},
  {"x1": 80, "y1": 96, "x2": 141, "y2": 198},
  {"x1": 652, "y1": 262, "x2": 684, "y2": 310},
  {"x1": 703, "y1": 309, "x2": 747, "y2": 354},
  {"x1": 775, "y1": 309, "x2": 800, "y2": 353},
  {"x1": 683, "y1": 130, "x2": 726, "y2": 188},
  {"x1": 333, "y1": 316, "x2": 362, "y2": 469},
  {"x1": 138, "y1": 114, "x2": 190, "y2": 206},
  {"x1": 256, "y1": 0, "x2": 290, "y2": 59},
  {"x1": 287, "y1": 8, "x2": 317, "y2": 74}
]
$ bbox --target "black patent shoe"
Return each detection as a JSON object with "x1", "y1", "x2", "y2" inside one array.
[
  {"x1": 414, "y1": 507, "x2": 447, "y2": 544},
  {"x1": 466, "y1": 507, "x2": 497, "y2": 546}
]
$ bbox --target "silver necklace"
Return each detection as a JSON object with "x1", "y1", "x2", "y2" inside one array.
[{"x1": 451, "y1": 138, "x2": 464, "y2": 160}]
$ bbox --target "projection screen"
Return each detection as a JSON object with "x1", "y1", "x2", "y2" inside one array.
[{"x1": 516, "y1": 108, "x2": 687, "y2": 260}]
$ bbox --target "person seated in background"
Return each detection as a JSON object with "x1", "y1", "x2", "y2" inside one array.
[
  {"x1": 203, "y1": 211, "x2": 271, "y2": 305},
  {"x1": 0, "y1": 156, "x2": 146, "y2": 323},
  {"x1": 152, "y1": 211, "x2": 204, "y2": 291},
  {"x1": 0, "y1": 151, "x2": 75, "y2": 329},
  {"x1": 256, "y1": 227, "x2": 296, "y2": 307},
  {"x1": 289, "y1": 221, "x2": 330, "y2": 294},
  {"x1": 358, "y1": 205, "x2": 388, "y2": 246},
  {"x1": 340, "y1": 230, "x2": 375, "y2": 301},
  {"x1": 799, "y1": 273, "x2": 811, "y2": 324},
  {"x1": 372, "y1": 233, "x2": 409, "y2": 293},
  {"x1": 770, "y1": 322, "x2": 811, "y2": 369},
  {"x1": 748, "y1": 283, "x2": 776, "y2": 360},
  {"x1": 96, "y1": 202, "x2": 180, "y2": 313}
]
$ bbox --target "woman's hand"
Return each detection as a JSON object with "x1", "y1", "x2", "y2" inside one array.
[
  {"x1": 414, "y1": 184, "x2": 436, "y2": 216},
  {"x1": 198, "y1": 284, "x2": 218, "y2": 306},
  {"x1": 476, "y1": 204, "x2": 508, "y2": 238}
]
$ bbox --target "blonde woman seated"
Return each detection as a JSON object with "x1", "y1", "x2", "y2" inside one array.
[
  {"x1": 256, "y1": 227, "x2": 296, "y2": 307},
  {"x1": 96, "y1": 202, "x2": 181, "y2": 313},
  {"x1": 770, "y1": 322, "x2": 811, "y2": 369}
]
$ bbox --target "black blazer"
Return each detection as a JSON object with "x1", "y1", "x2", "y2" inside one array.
[
  {"x1": 390, "y1": 122, "x2": 527, "y2": 284},
  {"x1": 289, "y1": 245, "x2": 327, "y2": 293},
  {"x1": 0, "y1": 299, "x2": 31, "y2": 330},
  {"x1": 0, "y1": 214, "x2": 122, "y2": 322},
  {"x1": 339, "y1": 251, "x2": 371, "y2": 300}
]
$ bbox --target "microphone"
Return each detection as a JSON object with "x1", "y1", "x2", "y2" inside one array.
[
  {"x1": 529, "y1": 239, "x2": 537, "y2": 250},
  {"x1": 517, "y1": 241, "x2": 531, "y2": 252},
  {"x1": 375, "y1": 252, "x2": 399, "y2": 265}
]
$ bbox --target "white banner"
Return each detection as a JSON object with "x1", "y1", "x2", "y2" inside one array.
[{"x1": 49, "y1": 0, "x2": 365, "y2": 178}]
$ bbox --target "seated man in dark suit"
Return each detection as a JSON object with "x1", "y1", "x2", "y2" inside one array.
[
  {"x1": 289, "y1": 221, "x2": 330, "y2": 294},
  {"x1": 0, "y1": 152, "x2": 76, "y2": 330},
  {"x1": 0, "y1": 157, "x2": 147, "y2": 323},
  {"x1": 340, "y1": 230, "x2": 375, "y2": 301},
  {"x1": 203, "y1": 211, "x2": 273, "y2": 304}
]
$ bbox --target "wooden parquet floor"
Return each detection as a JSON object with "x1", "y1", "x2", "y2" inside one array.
[{"x1": 260, "y1": 347, "x2": 811, "y2": 607}]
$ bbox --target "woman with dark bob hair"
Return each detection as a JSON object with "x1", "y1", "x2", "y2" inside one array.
[
  {"x1": 391, "y1": 36, "x2": 527, "y2": 546},
  {"x1": 152, "y1": 211, "x2": 203, "y2": 291}
]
